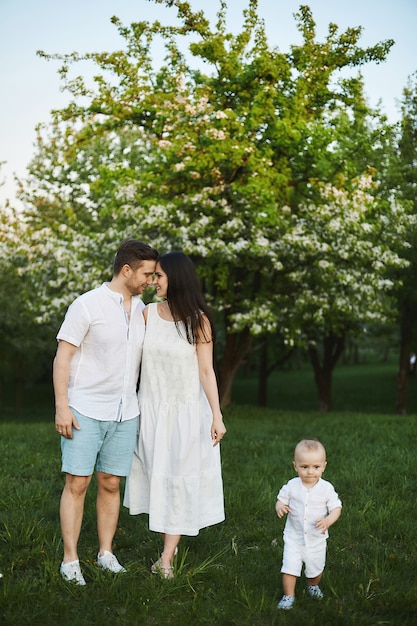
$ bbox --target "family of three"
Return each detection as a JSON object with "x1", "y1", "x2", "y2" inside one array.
[
  {"x1": 53, "y1": 239, "x2": 226, "y2": 586},
  {"x1": 53, "y1": 239, "x2": 341, "y2": 609}
]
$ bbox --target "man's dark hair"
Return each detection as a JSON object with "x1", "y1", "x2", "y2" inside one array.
[{"x1": 113, "y1": 239, "x2": 158, "y2": 275}]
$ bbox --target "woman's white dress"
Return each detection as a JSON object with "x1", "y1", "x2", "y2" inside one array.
[{"x1": 124, "y1": 303, "x2": 225, "y2": 536}]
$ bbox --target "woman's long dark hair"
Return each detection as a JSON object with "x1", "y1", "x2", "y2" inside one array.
[{"x1": 158, "y1": 251, "x2": 215, "y2": 345}]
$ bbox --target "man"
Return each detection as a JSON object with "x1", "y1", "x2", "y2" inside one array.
[{"x1": 53, "y1": 238, "x2": 158, "y2": 585}]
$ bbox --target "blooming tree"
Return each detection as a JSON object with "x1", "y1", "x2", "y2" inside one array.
[
  {"x1": 11, "y1": 0, "x2": 415, "y2": 408},
  {"x1": 383, "y1": 74, "x2": 417, "y2": 414}
]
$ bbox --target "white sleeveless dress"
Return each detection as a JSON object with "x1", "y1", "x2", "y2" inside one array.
[{"x1": 124, "y1": 303, "x2": 225, "y2": 536}]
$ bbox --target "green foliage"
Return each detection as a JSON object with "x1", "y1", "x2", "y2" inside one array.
[
  {"x1": 380, "y1": 74, "x2": 417, "y2": 412},
  {"x1": 3, "y1": 1, "x2": 413, "y2": 401},
  {"x1": 389, "y1": 74, "x2": 417, "y2": 306}
]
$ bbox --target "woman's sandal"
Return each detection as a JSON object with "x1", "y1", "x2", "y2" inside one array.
[{"x1": 151, "y1": 558, "x2": 174, "y2": 580}]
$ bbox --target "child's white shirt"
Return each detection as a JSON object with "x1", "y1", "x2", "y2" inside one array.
[{"x1": 277, "y1": 477, "x2": 342, "y2": 546}]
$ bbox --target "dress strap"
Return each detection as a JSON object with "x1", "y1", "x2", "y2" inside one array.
[{"x1": 145, "y1": 302, "x2": 157, "y2": 324}]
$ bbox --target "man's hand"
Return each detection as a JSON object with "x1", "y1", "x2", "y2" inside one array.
[{"x1": 55, "y1": 406, "x2": 80, "y2": 439}]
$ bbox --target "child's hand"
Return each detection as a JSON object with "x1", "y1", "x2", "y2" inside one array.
[
  {"x1": 275, "y1": 500, "x2": 290, "y2": 518},
  {"x1": 315, "y1": 517, "x2": 329, "y2": 534},
  {"x1": 315, "y1": 506, "x2": 341, "y2": 533}
]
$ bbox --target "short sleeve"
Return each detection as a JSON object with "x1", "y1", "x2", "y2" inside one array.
[
  {"x1": 56, "y1": 297, "x2": 91, "y2": 347},
  {"x1": 277, "y1": 482, "x2": 290, "y2": 505},
  {"x1": 327, "y1": 484, "x2": 342, "y2": 512}
]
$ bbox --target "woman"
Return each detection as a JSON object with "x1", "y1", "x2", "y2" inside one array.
[{"x1": 124, "y1": 251, "x2": 226, "y2": 578}]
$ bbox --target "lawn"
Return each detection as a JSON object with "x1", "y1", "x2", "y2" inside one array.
[{"x1": 1, "y1": 366, "x2": 417, "y2": 625}]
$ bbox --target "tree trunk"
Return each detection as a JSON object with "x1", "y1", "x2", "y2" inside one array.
[
  {"x1": 309, "y1": 346, "x2": 333, "y2": 412},
  {"x1": 396, "y1": 305, "x2": 413, "y2": 415},
  {"x1": 397, "y1": 349, "x2": 409, "y2": 415},
  {"x1": 257, "y1": 339, "x2": 295, "y2": 407},
  {"x1": 15, "y1": 377, "x2": 25, "y2": 415},
  {"x1": 218, "y1": 328, "x2": 252, "y2": 407},
  {"x1": 308, "y1": 333, "x2": 345, "y2": 412},
  {"x1": 353, "y1": 342, "x2": 359, "y2": 365},
  {"x1": 257, "y1": 338, "x2": 268, "y2": 407}
]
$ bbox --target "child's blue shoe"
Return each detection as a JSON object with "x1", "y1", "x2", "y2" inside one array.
[
  {"x1": 277, "y1": 595, "x2": 295, "y2": 610},
  {"x1": 307, "y1": 585, "x2": 323, "y2": 599}
]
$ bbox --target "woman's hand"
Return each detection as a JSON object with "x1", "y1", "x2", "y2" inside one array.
[{"x1": 211, "y1": 415, "x2": 226, "y2": 446}]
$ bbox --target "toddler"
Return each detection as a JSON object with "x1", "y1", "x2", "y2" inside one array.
[{"x1": 275, "y1": 438, "x2": 342, "y2": 610}]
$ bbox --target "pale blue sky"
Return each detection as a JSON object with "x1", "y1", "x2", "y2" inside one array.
[{"x1": 1, "y1": 0, "x2": 416, "y2": 205}]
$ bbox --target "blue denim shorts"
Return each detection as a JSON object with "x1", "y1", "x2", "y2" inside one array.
[{"x1": 61, "y1": 408, "x2": 138, "y2": 477}]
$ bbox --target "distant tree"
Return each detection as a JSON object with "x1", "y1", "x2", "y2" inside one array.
[
  {"x1": 0, "y1": 205, "x2": 55, "y2": 409},
  {"x1": 12, "y1": 0, "x2": 413, "y2": 409},
  {"x1": 382, "y1": 74, "x2": 417, "y2": 414}
]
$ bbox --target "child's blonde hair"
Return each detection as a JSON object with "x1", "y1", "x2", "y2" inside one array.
[{"x1": 294, "y1": 439, "x2": 326, "y2": 460}]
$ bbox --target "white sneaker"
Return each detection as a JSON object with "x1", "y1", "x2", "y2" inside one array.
[
  {"x1": 307, "y1": 585, "x2": 324, "y2": 599},
  {"x1": 97, "y1": 551, "x2": 126, "y2": 573},
  {"x1": 277, "y1": 595, "x2": 295, "y2": 610},
  {"x1": 60, "y1": 560, "x2": 86, "y2": 586}
]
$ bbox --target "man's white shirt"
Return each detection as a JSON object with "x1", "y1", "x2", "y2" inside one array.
[{"x1": 57, "y1": 283, "x2": 145, "y2": 421}]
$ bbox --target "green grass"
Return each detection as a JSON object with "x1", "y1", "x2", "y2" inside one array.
[{"x1": 1, "y1": 370, "x2": 417, "y2": 624}]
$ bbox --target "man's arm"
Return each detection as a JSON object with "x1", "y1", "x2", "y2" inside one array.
[{"x1": 53, "y1": 340, "x2": 80, "y2": 439}]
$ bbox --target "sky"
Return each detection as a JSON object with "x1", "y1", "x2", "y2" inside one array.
[{"x1": 1, "y1": 0, "x2": 416, "y2": 206}]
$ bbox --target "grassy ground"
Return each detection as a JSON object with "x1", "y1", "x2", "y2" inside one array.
[{"x1": 1, "y1": 367, "x2": 417, "y2": 624}]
